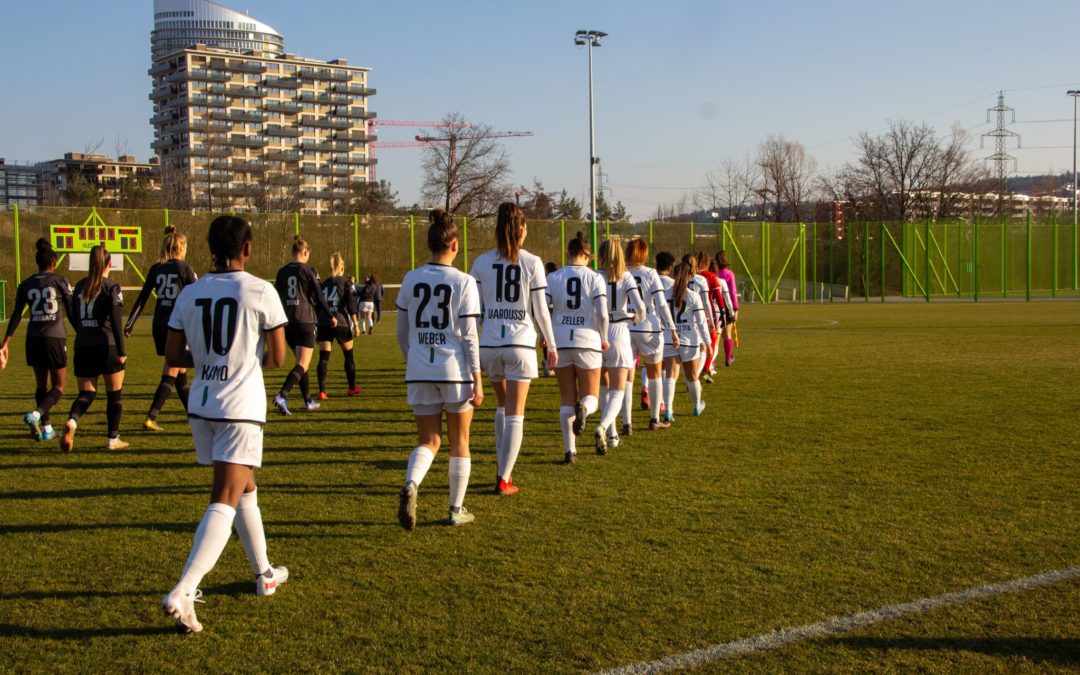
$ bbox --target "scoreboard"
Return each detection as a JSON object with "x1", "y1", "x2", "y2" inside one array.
[{"x1": 50, "y1": 209, "x2": 143, "y2": 254}]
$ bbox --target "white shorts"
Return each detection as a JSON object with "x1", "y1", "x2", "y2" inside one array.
[
  {"x1": 191, "y1": 418, "x2": 264, "y2": 468},
  {"x1": 556, "y1": 349, "x2": 602, "y2": 371},
  {"x1": 481, "y1": 346, "x2": 538, "y2": 382},
  {"x1": 678, "y1": 344, "x2": 703, "y2": 364},
  {"x1": 603, "y1": 324, "x2": 635, "y2": 370},
  {"x1": 407, "y1": 382, "x2": 473, "y2": 416},
  {"x1": 358, "y1": 301, "x2": 375, "y2": 313},
  {"x1": 629, "y1": 330, "x2": 663, "y2": 364}
]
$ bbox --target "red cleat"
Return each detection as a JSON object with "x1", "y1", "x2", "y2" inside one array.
[
  {"x1": 496, "y1": 477, "x2": 519, "y2": 496},
  {"x1": 317, "y1": 392, "x2": 329, "y2": 401},
  {"x1": 640, "y1": 386, "x2": 649, "y2": 410},
  {"x1": 347, "y1": 386, "x2": 362, "y2": 396}
]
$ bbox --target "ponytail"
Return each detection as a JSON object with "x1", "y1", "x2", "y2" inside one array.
[
  {"x1": 159, "y1": 225, "x2": 187, "y2": 264},
  {"x1": 82, "y1": 245, "x2": 110, "y2": 304},
  {"x1": 35, "y1": 238, "x2": 58, "y2": 272},
  {"x1": 598, "y1": 237, "x2": 625, "y2": 280},
  {"x1": 567, "y1": 230, "x2": 591, "y2": 258},
  {"x1": 427, "y1": 209, "x2": 458, "y2": 253},
  {"x1": 495, "y1": 201, "x2": 525, "y2": 262}
]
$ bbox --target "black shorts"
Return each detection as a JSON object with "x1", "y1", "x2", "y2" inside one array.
[
  {"x1": 153, "y1": 323, "x2": 169, "y2": 356},
  {"x1": 25, "y1": 337, "x2": 67, "y2": 370},
  {"x1": 284, "y1": 322, "x2": 316, "y2": 349},
  {"x1": 73, "y1": 345, "x2": 125, "y2": 378},
  {"x1": 317, "y1": 324, "x2": 352, "y2": 345}
]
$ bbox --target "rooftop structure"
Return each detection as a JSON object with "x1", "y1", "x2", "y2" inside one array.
[{"x1": 151, "y1": 0, "x2": 284, "y2": 62}]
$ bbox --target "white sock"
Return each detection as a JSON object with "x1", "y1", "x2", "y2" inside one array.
[
  {"x1": 621, "y1": 376, "x2": 634, "y2": 426},
  {"x1": 501, "y1": 415, "x2": 524, "y2": 480},
  {"x1": 664, "y1": 378, "x2": 677, "y2": 416},
  {"x1": 448, "y1": 456, "x2": 471, "y2": 510},
  {"x1": 640, "y1": 366, "x2": 647, "y2": 387},
  {"x1": 580, "y1": 394, "x2": 598, "y2": 418},
  {"x1": 233, "y1": 490, "x2": 271, "y2": 577},
  {"x1": 405, "y1": 446, "x2": 436, "y2": 487},
  {"x1": 698, "y1": 351, "x2": 709, "y2": 377},
  {"x1": 559, "y1": 406, "x2": 576, "y2": 455},
  {"x1": 177, "y1": 503, "x2": 237, "y2": 594},
  {"x1": 686, "y1": 378, "x2": 702, "y2": 410},
  {"x1": 493, "y1": 407, "x2": 505, "y2": 474},
  {"x1": 599, "y1": 388, "x2": 624, "y2": 431},
  {"x1": 648, "y1": 377, "x2": 662, "y2": 420}
]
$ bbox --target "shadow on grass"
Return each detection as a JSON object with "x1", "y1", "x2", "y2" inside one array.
[
  {"x1": 823, "y1": 636, "x2": 1080, "y2": 666},
  {"x1": 0, "y1": 519, "x2": 384, "y2": 537},
  {"x1": 0, "y1": 457, "x2": 362, "y2": 472},
  {"x1": 0, "y1": 623, "x2": 177, "y2": 639},
  {"x1": 0, "y1": 482, "x2": 396, "y2": 500}
]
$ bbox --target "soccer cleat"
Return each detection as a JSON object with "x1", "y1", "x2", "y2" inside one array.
[
  {"x1": 693, "y1": 402, "x2": 707, "y2": 417},
  {"x1": 347, "y1": 386, "x2": 362, "y2": 396},
  {"x1": 621, "y1": 422, "x2": 634, "y2": 437},
  {"x1": 39, "y1": 428, "x2": 56, "y2": 442},
  {"x1": 702, "y1": 373, "x2": 714, "y2": 384},
  {"x1": 571, "y1": 401, "x2": 585, "y2": 436},
  {"x1": 398, "y1": 481, "x2": 417, "y2": 531},
  {"x1": 256, "y1": 566, "x2": 289, "y2": 597},
  {"x1": 304, "y1": 399, "x2": 320, "y2": 411},
  {"x1": 272, "y1": 395, "x2": 291, "y2": 416},
  {"x1": 607, "y1": 427, "x2": 621, "y2": 449},
  {"x1": 107, "y1": 437, "x2": 130, "y2": 450},
  {"x1": 640, "y1": 386, "x2": 649, "y2": 410},
  {"x1": 709, "y1": 368, "x2": 718, "y2": 377},
  {"x1": 162, "y1": 587, "x2": 203, "y2": 633},
  {"x1": 24, "y1": 411, "x2": 42, "y2": 439},
  {"x1": 594, "y1": 426, "x2": 608, "y2": 456},
  {"x1": 496, "y1": 477, "x2": 519, "y2": 496},
  {"x1": 564, "y1": 451, "x2": 577, "y2": 464},
  {"x1": 143, "y1": 418, "x2": 163, "y2": 432},
  {"x1": 648, "y1": 418, "x2": 670, "y2": 431},
  {"x1": 60, "y1": 420, "x2": 76, "y2": 453},
  {"x1": 317, "y1": 392, "x2": 329, "y2": 401},
  {"x1": 725, "y1": 356, "x2": 733, "y2": 367},
  {"x1": 447, "y1": 506, "x2": 475, "y2": 526}
]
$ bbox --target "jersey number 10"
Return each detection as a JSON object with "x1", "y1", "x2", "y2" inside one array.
[{"x1": 195, "y1": 297, "x2": 239, "y2": 355}]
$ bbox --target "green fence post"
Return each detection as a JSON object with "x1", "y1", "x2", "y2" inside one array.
[
  {"x1": 828, "y1": 221, "x2": 834, "y2": 302},
  {"x1": 463, "y1": 216, "x2": 469, "y2": 271},
  {"x1": 1052, "y1": 212, "x2": 1059, "y2": 298},
  {"x1": 863, "y1": 221, "x2": 869, "y2": 302},
  {"x1": 812, "y1": 222, "x2": 817, "y2": 303},
  {"x1": 560, "y1": 220, "x2": 566, "y2": 267},
  {"x1": 648, "y1": 220, "x2": 653, "y2": 248},
  {"x1": 974, "y1": 217, "x2": 980, "y2": 302},
  {"x1": 924, "y1": 219, "x2": 931, "y2": 302},
  {"x1": 1026, "y1": 210, "x2": 1032, "y2": 301},
  {"x1": 353, "y1": 214, "x2": 360, "y2": 279},
  {"x1": 690, "y1": 220, "x2": 695, "y2": 255},
  {"x1": 800, "y1": 223, "x2": 806, "y2": 302},
  {"x1": 294, "y1": 212, "x2": 300, "y2": 237},
  {"x1": 605, "y1": 220, "x2": 610, "y2": 240},
  {"x1": 881, "y1": 222, "x2": 886, "y2": 303},
  {"x1": 164, "y1": 208, "x2": 170, "y2": 230},
  {"x1": 1075, "y1": 206, "x2": 1079, "y2": 291},
  {"x1": 409, "y1": 215, "x2": 416, "y2": 270},
  {"x1": 13, "y1": 204, "x2": 21, "y2": 286},
  {"x1": 1001, "y1": 216, "x2": 1007, "y2": 298},
  {"x1": 846, "y1": 222, "x2": 852, "y2": 303},
  {"x1": 761, "y1": 221, "x2": 768, "y2": 304},
  {"x1": 722, "y1": 220, "x2": 727, "y2": 252}
]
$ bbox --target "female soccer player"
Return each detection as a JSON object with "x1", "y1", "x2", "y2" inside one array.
[
  {"x1": 694, "y1": 251, "x2": 727, "y2": 381},
  {"x1": 623, "y1": 239, "x2": 678, "y2": 432},
  {"x1": 546, "y1": 232, "x2": 609, "y2": 464},
  {"x1": 0, "y1": 238, "x2": 72, "y2": 441},
  {"x1": 655, "y1": 251, "x2": 679, "y2": 424},
  {"x1": 594, "y1": 237, "x2": 644, "y2": 453},
  {"x1": 355, "y1": 274, "x2": 377, "y2": 335},
  {"x1": 273, "y1": 236, "x2": 336, "y2": 415},
  {"x1": 669, "y1": 262, "x2": 711, "y2": 417},
  {"x1": 161, "y1": 215, "x2": 289, "y2": 634},
  {"x1": 396, "y1": 209, "x2": 483, "y2": 528},
  {"x1": 682, "y1": 254, "x2": 717, "y2": 380},
  {"x1": 315, "y1": 252, "x2": 360, "y2": 399},
  {"x1": 124, "y1": 226, "x2": 198, "y2": 430},
  {"x1": 714, "y1": 250, "x2": 740, "y2": 366},
  {"x1": 60, "y1": 246, "x2": 128, "y2": 452},
  {"x1": 469, "y1": 202, "x2": 557, "y2": 495}
]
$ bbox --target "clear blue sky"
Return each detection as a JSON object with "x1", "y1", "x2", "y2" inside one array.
[{"x1": 4, "y1": 0, "x2": 1080, "y2": 219}]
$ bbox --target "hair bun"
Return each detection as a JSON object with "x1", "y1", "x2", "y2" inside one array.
[
  {"x1": 163, "y1": 225, "x2": 176, "y2": 235},
  {"x1": 35, "y1": 237, "x2": 51, "y2": 251}
]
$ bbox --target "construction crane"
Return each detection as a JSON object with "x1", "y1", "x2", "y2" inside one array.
[
  {"x1": 414, "y1": 130, "x2": 534, "y2": 209},
  {"x1": 365, "y1": 119, "x2": 470, "y2": 179}
]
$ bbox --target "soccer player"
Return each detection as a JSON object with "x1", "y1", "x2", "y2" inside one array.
[
  {"x1": 682, "y1": 254, "x2": 717, "y2": 380},
  {"x1": 546, "y1": 232, "x2": 609, "y2": 464},
  {"x1": 396, "y1": 209, "x2": 484, "y2": 529},
  {"x1": 622, "y1": 238, "x2": 678, "y2": 433},
  {"x1": 60, "y1": 246, "x2": 128, "y2": 452},
  {"x1": 595, "y1": 237, "x2": 644, "y2": 454},
  {"x1": 355, "y1": 274, "x2": 377, "y2": 335},
  {"x1": 124, "y1": 226, "x2": 198, "y2": 430},
  {"x1": 714, "y1": 250, "x2": 740, "y2": 366},
  {"x1": 669, "y1": 262, "x2": 711, "y2": 416},
  {"x1": 470, "y1": 202, "x2": 557, "y2": 495},
  {"x1": 0, "y1": 238, "x2": 72, "y2": 442},
  {"x1": 695, "y1": 251, "x2": 727, "y2": 381},
  {"x1": 273, "y1": 236, "x2": 336, "y2": 415},
  {"x1": 161, "y1": 215, "x2": 289, "y2": 634},
  {"x1": 655, "y1": 251, "x2": 680, "y2": 424},
  {"x1": 315, "y1": 252, "x2": 360, "y2": 399}
]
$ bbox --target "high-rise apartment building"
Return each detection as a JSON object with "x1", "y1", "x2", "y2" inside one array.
[
  {"x1": 149, "y1": 1, "x2": 376, "y2": 214},
  {"x1": 152, "y1": 0, "x2": 284, "y2": 62},
  {"x1": 0, "y1": 159, "x2": 43, "y2": 208}
]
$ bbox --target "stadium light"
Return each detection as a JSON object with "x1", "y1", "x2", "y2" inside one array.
[
  {"x1": 575, "y1": 30, "x2": 606, "y2": 264},
  {"x1": 1069, "y1": 90, "x2": 1080, "y2": 290}
]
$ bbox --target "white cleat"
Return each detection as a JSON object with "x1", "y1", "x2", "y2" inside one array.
[
  {"x1": 256, "y1": 566, "x2": 289, "y2": 596},
  {"x1": 162, "y1": 588, "x2": 203, "y2": 633},
  {"x1": 447, "y1": 506, "x2": 475, "y2": 526}
]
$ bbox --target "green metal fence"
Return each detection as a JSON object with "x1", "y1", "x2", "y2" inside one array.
[{"x1": 1, "y1": 206, "x2": 1077, "y2": 317}]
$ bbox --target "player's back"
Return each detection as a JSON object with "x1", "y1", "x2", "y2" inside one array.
[
  {"x1": 470, "y1": 248, "x2": 546, "y2": 348},
  {"x1": 546, "y1": 264, "x2": 606, "y2": 350},
  {"x1": 18, "y1": 272, "x2": 71, "y2": 338},
  {"x1": 147, "y1": 259, "x2": 197, "y2": 324},
  {"x1": 397, "y1": 263, "x2": 480, "y2": 383}
]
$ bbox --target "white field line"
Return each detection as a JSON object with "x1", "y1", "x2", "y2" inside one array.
[{"x1": 601, "y1": 566, "x2": 1080, "y2": 674}]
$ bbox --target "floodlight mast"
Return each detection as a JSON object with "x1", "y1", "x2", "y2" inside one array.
[{"x1": 575, "y1": 30, "x2": 606, "y2": 265}]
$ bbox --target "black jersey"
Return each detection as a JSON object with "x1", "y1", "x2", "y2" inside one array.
[
  {"x1": 355, "y1": 282, "x2": 373, "y2": 303},
  {"x1": 5, "y1": 272, "x2": 73, "y2": 340},
  {"x1": 318, "y1": 275, "x2": 356, "y2": 327},
  {"x1": 125, "y1": 259, "x2": 198, "y2": 332},
  {"x1": 70, "y1": 278, "x2": 126, "y2": 355},
  {"x1": 275, "y1": 262, "x2": 333, "y2": 325}
]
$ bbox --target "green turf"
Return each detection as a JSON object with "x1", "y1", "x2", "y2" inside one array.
[{"x1": 1, "y1": 302, "x2": 1078, "y2": 672}]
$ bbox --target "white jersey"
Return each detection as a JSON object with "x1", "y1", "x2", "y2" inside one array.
[
  {"x1": 690, "y1": 273, "x2": 714, "y2": 324},
  {"x1": 659, "y1": 274, "x2": 677, "y2": 346},
  {"x1": 627, "y1": 265, "x2": 672, "y2": 334},
  {"x1": 546, "y1": 264, "x2": 607, "y2": 351},
  {"x1": 671, "y1": 289, "x2": 710, "y2": 348},
  {"x1": 396, "y1": 263, "x2": 481, "y2": 384},
  {"x1": 168, "y1": 271, "x2": 288, "y2": 425},
  {"x1": 470, "y1": 248, "x2": 547, "y2": 348},
  {"x1": 599, "y1": 269, "x2": 644, "y2": 324}
]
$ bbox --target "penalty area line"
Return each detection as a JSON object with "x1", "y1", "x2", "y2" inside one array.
[{"x1": 600, "y1": 566, "x2": 1080, "y2": 674}]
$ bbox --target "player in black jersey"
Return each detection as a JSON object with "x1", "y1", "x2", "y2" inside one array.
[
  {"x1": 272, "y1": 236, "x2": 336, "y2": 415},
  {"x1": 125, "y1": 227, "x2": 198, "y2": 431},
  {"x1": 1, "y1": 238, "x2": 73, "y2": 442},
  {"x1": 60, "y1": 245, "x2": 128, "y2": 452},
  {"x1": 315, "y1": 252, "x2": 360, "y2": 399}
]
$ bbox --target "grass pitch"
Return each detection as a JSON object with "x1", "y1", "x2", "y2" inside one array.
[{"x1": 1, "y1": 302, "x2": 1078, "y2": 673}]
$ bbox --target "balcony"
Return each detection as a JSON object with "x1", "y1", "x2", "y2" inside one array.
[
  {"x1": 333, "y1": 154, "x2": 374, "y2": 166},
  {"x1": 297, "y1": 91, "x2": 335, "y2": 105},
  {"x1": 264, "y1": 100, "x2": 303, "y2": 114},
  {"x1": 151, "y1": 137, "x2": 178, "y2": 150},
  {"x1": 266, "y1": 149, "x2": 302, "y2": 161},
  {"x1": 297, "y1": 68, "x2": 351, "y2": 82},
  {"x1": 300, "y1": 187, "x2": 333, "y2": 199},
  {"x1": 264, "y1": 77, "x2": 301, "y2": 89},
  {"x1": 265, "y1": 125, "x2": 300, "y2": 138},
  {"x1": 332, "y1": 83, "x2": 376, "y2": 97},
  {"x1": 225, "y1": 61, "x2": 268, "y2": 74},
  {"x1": 181, "y1": 119, "x2": 230, "y2": 132},
  {"x1": 187, "y1": 68, "x2": 231, "y2": 82},
  {"x1": 228, "y1": 110, "x2": 265, "y2": 123},
  {"x1": 150, "y1": 86, "x2": 178, "y2": 100},
  {"x1": 191, "y1": 94, "x2": 229, "y2": 108},
  {"x1": 148, "y1": 61, "x2": 173, "y2": 77},
  {"x1": 151, "y1": 111, "x2": 179, "y2": 125},
  {"x1": 300, "y1": 115, "x2": 353, "y2": 130},
  {"x1": 226, "y1": 85, "x2": 267, "y2": 99},
  {"x1": 333, "y1": 130, "x2": 372, "y2": 143},
  {"x1": 300, "y1": 164, "x2": 338, "y2": 176},
  {"x1": 298, "y1": 140, "x2": 332, "y2": 152},
  {"x1": 227, "y1": 135, "x2": 268, "y2": 148},
  {"x1": 231, "y1": 159, "x2": 268, "y2": 172},
  {"x1": 331, "y1": 107, "x2": 372, "y2": 119}
]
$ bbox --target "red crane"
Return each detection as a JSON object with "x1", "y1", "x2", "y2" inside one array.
[{"x1": 365, "y1": 119, "x2": 472, "y2": 179}]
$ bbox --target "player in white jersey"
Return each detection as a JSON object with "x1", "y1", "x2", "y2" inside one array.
[
  {"x1": 161, "y1": 216, "x2": 289, "y2": 634},
  {"x1": 655, "y1": 252, "x2": 681, "y2": 424},
  {"x1": 594, "y1": 238, "x2": 645, "y2": 454},
  {"x1": 396, "y1": 210, "x2": 484, "y2": 529},
  {"x1": 682, "y1": 254, "x2": 716, "y2": 379},
  {"x1": 470, "y1": 202, "x2": 557, "y2": 496},
  {"x1": 622, "y1": 238, "x2": 679, "y2": 433},
  {"x1": 546, "y1": 231, "x2": 609, "y2": 464},
  {"x1": 669, "y1": 262, "x2": 711, "y2": 417}
]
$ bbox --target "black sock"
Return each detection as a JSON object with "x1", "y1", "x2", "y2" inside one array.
[
  {"x1": 106, "y1": 390, "x2": 123, "y2": 439},
  {"x1": 149, "y1": 375, "x2": 176, "y2": 420},
  {"x1": 343, "y1": 348, "x2": 356, "y2": 389},
  {"x1": 40, "y1": 387, "x2": 64, "y2": 424},
  {"x1": 175, "y1": 371, "x2": 190, "y2": 411},
  {"x1": 69, "y1": 390, "x2": 96, "y2": 424},
  {"x1": 280, "y1": 365, "x2": 304, "y2": 397},
  {"x1": 299, "y1": 370, "x2": 311, "y2": 402},
  {"x1": 317, "y1": 350, "x2": 331, "y2": 393},
  {"x1": 35, "y1": 387, "x2": 47, "y2": 425}
]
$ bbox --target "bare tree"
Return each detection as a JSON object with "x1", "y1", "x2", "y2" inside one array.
[
  {"x1": 757, "y1": 135, "x2": 817, "y2": 222},
  {"x1": 697, "y1": 154, "x2": 759, "y2": 220},
  {"x1": 420, "y1": 113, "x2": 513, "y2": 217}
]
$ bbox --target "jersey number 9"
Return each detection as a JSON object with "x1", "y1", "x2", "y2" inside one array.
[{"x1": 566, "y1": 277, "x2": 582, "y2": 310}]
